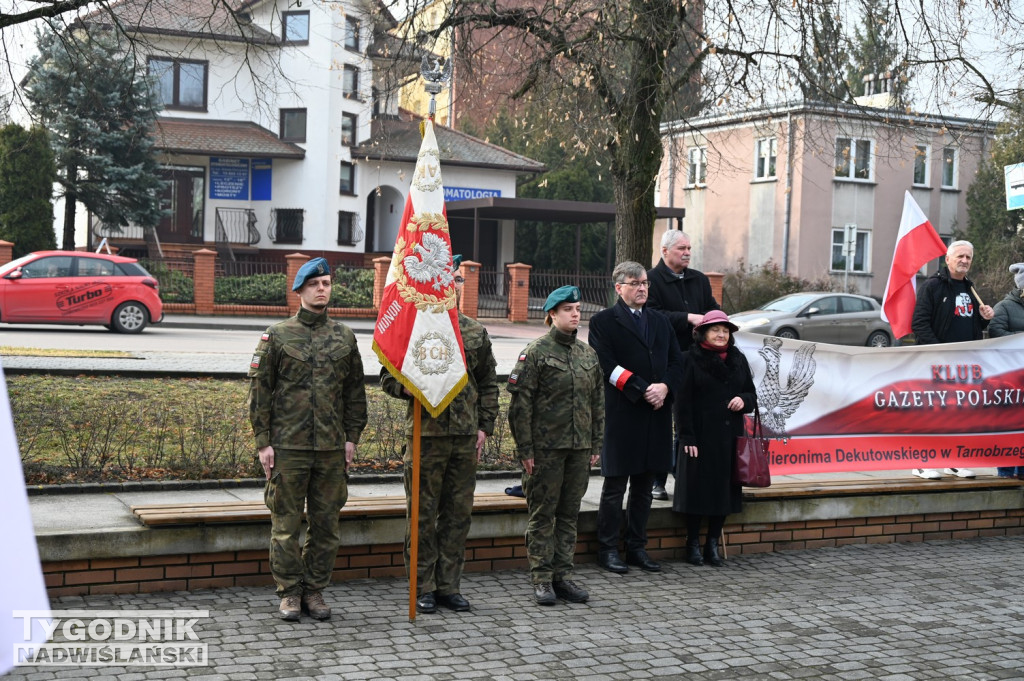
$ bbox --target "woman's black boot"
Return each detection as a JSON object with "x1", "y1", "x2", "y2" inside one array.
[
  {"x1": 704, "y1": 537, "x2": 725, "y2": 567},
  {"x1": 685, "y1": 538, "x2": 704, "y2": 566}
]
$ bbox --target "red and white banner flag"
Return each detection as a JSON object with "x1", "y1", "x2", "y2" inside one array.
[
  {"x1": 734, "y1": 333, "x2": 1024, "y2": 475},
  {"x1": 881, "y1": 192, "x2": 949, "y2": 338},
  {"x1": 372, "y1": 120, "x2": 467, "y2": 416}
]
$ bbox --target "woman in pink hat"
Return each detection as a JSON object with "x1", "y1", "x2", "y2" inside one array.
[{"x1": 673, "y1": 309, "x2": 757, "y2": 567}]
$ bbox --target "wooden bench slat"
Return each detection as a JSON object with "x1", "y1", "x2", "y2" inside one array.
[{"x1": 131, "y1": 492, "x2": 527, "y2": 527}]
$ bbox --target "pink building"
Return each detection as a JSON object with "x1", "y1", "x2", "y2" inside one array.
[{"x1": 656, "y1": 102, "x2": 995, "y2": 300}]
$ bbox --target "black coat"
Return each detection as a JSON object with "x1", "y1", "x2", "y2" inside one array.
[
  {"x1": 911, "y1": 268, "x2": 988, "y2": 344},
  {"x1": 646, "y1": 260, "x2": 720, "y2": 351},
  {"x1": 672, "y1": 343, "x2": 757, "y2": 516},
  {"x1": 588, "y1": 300, "x2": 684, "y2": 477}
]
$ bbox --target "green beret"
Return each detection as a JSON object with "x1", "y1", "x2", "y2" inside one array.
[
  {"x1": 452, "y1": 254, "x2": 463, "y2": 269},
  {"x1": 292, "y1": 257, "x2": 331, "y2": 291},
  {"x1": 544, "y1": 285, "x2": 581, "y2": 312}
]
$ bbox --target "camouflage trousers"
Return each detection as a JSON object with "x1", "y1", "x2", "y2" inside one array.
[
  {"x1": 264, "y1": 448, "x2": 348, "y2": 597},
  {"x1": 403, "y1": 435, "x2": 477, "y2": 596},
  {"x1": 522, "y1": 449, "x2": 592, "y2": 584}
]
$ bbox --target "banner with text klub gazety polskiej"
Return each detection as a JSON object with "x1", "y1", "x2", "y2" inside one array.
[{"x1": 733, "y1": 333, "x2": 1024, "y2": 475}]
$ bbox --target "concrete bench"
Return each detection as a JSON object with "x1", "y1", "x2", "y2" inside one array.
[{"x1": 130, "y1": 491, "x2": 527, "y2": 527}]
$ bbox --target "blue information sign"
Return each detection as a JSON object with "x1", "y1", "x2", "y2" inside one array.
[
  {"x1": 210, "y1": 157, "x2": 250, "y2": 200},
  {"x1": 251, "y1": 158, "x2": 272, "y2": 201},
  {"x1": 444, "y1": 186, "x2": 501, "y2": 201}
]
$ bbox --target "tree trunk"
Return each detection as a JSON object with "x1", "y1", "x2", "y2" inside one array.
[
  {"x1": 609, "y1": 0, "x2": 675, "y2": 267},
  {"x1": 62, "y1": 162, "x2": 77, "y2": 251}
]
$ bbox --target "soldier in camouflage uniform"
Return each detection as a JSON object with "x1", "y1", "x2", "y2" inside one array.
[
  {"x1": 380, "y1": 257, "x2": 499, "y2": 614},
  {"x1": 507, "y1": 286, "x2": 604, "y2": 606},
  {"x1": 248, "y1": 257, "x2": 368, "y2": 622}
]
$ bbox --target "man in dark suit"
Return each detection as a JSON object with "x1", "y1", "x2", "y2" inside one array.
[
  {"x1": 646, "y1": 230, "x2": 720, "y2": 500},
  {"x1": 588, "y1": 261, "x2": 685, "y2": 573}
]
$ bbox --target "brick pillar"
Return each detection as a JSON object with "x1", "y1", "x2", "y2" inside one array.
[
  {"x1": 373, "y1": 256, "x2": 392, "y2": 310},
  {"x1": 506, "y1": 262, "x2": 532, "y2": 323},
  {"x1": 707, "y1": 271, "x2": 724, "y2": 309},
  {"x1": 192, "y1": 249, "x2": 217, "y2": 314},
  {"x1": 459, "y1": 259, "x2": 481, "y2": 319},
  {"x1": 0, "y1": 240, "x2": 12, "y2": 267},
  {"x1": 285, "y1": 253, "x2": 310, "y2": 317}
]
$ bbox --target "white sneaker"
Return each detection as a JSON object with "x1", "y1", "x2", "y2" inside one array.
[
  {"x1": 943, "y1": 467, "x2": 975, "y2": 478},
  {"x1": 912, "y1": 468, "x2": 942, "y2": 480}
]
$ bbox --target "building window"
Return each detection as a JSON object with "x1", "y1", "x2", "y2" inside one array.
[
  {"x1": 941, "y1": 147, "x2": 958, "y2": 188},
  {"x1": 344, "y1": 17, "x2": 360, "y2": 51},
  {"x1": 913, "y1": 144, "x2": 930, "y2": 186},
  {"x1": 148, "y1": 57, "x2": 207, "y2": 110},
  {"x1": 338, "y1": 211, "x2": 359, "y2": 245},
  {"x1": 343, "y1": 65, "x2": 359, "y2": 99},
  {"x1": 340, "y1": 161, "x2": 355, "y2": 195},
  {"x1": 282, "y1": 11, "x2": 310, "y2": 43},
  {"x1": 280, "y1": 109, "x2": 307, "y2": 142},
  {"x1": 831, "y1": 227, "x2": 870, "y2": 273},
  {"x1": 835, "y1": 137, "x2": 873, "y2": 180},
  {"x1": 272, "y1": 208, "x2": 304, "y2": 244},
  {"x1": 341, "y1": 113, "x2": 357, "y2": 146},
  {"x1": 755, "y1": 137, "x2": 777, "y2": 179},
  {"x1": 687, "y1": 146, "x2": 706, "y2": 186}
]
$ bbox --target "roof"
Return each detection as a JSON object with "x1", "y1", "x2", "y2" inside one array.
[
  {"x1": 84, "y1": 0, "x2": 278, "y2": 44},
  {"x1": 352, "y1": 114, "x2": 546, "y2": 174},
  {"x1": 445, "y1": 197, "x2": 685, "y2": 224},
  {"x1": 154, "y1": 118, "x2": 305, "y2": 159}
]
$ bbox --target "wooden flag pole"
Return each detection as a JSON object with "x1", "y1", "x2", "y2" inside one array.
[
  {"x1": 409, "y1": 399, "x2": 422, "y2": 622},
  {"x1": 971, "y1": 286, "x2": 986, "y2": 308}
]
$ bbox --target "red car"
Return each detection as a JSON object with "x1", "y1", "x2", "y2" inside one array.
[{"x1": 0, "y1": 251, "x2": 163, "y2": 333}]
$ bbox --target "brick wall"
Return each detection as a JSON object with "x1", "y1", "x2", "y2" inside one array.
[{"x1": 41, "y1": 508, "x2": 1024, "y2": 597}]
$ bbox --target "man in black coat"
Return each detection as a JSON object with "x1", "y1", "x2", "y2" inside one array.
[
  {"x1": 588, "y1": 261, "x2": 685, "y2": 573},
  {"x1": 646, "y1": 230, "x2": 720, "y2": 500}
]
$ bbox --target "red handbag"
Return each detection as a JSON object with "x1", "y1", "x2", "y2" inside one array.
[{"x1": 733, "y1": 407, "x2": 772, "y2": 488}]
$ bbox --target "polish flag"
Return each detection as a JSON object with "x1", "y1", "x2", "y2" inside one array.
[
  {"x1": 372, "y1": 119, "x2": 467, "y2": 416},
  {"x1": 881, "y1": 192, "x2": 949, "y2": 339}
]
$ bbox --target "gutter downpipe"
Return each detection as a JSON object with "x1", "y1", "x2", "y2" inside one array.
[{"x1": 782, "y1": 110, "x2": 795, "y2": 274}]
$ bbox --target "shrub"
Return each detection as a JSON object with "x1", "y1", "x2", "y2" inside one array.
[
  {"x1": 215, "y1": 272, "x2": 288, "y2": 305},
  {"x1": 145, "y1": 264, "x2": 194, "y2": 304},
  {"x1": 721, "y1": 259, "x2": 838, "y2": 313},
  {"x1": 330, "y1": 267, "x2": 374, "y2": 308}
]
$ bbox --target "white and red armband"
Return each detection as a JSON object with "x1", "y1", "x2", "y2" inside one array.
[{"x1": 609, "y1": 366, "x2": 633, "y2": 391}]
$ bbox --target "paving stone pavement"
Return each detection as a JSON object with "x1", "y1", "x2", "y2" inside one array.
[{"x1": 9, "y1": 536, "x2": 1024, "y2": 680}]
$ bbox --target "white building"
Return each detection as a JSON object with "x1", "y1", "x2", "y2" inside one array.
[{"x1": 81, "y1": 0, "x2": 541, "y2": 266}]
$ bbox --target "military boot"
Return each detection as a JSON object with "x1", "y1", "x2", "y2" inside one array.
[
  {"x1": 553, "y1": 579, "x2": 589, "y2": 603},
  {"x1": 302, "y1": 590, "x2": 331, "y2": 620},
  {"x1": 278, "y1": 594, "x2": 301, "y2": 621}
]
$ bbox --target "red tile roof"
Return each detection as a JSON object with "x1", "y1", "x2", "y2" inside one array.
[{"x1": 154, "y1": 118, "x2": 305, "y2": 159}]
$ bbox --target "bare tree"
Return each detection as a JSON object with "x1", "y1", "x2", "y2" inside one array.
[{"x1": 376, "y1": 0, "x2": 1024, "y2": 265}]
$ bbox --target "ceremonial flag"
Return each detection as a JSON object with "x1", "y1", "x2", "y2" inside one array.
[
  {"x1": 881, "y1": 192, "x2": 948, "y2": 339},
  {"x1": 372, "y1": 119, "x2": 467, "y2": 416}
]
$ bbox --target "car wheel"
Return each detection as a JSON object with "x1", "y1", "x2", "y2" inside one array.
[
  {"x1": 866, "y1": 330, "x2": 891, "y2": 348},
  {"x1": 112, "y1": 302, "x2": 148, "y2": 333},
  {"x1": 776, "y1": 327, "x2": 799, "y2": 340}
]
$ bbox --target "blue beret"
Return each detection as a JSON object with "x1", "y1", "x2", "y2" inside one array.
[
  {"x1": 452, "y1": 254, "x2": 463, "y2": 269},
  {"x1": 544, "y1": 285, "x2": 581, "y2": 312},
  {"x1": 292, "y1": 257, "x2": 331, "y2": 291}
]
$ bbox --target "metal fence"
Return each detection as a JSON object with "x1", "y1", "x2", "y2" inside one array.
[
  {"x1": 477, "y1": 268, "x2": 510, "y2": 318},
  {"x1": 527, "y1": 269, "x2": 614, "y2": 321},
  {"x1": 138, "y1": 256, "x2": 195, "y2": 305}
]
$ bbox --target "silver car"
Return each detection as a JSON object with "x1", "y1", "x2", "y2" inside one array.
[{"x1": 730, "y1": 292, "x2": 893, "y2": 347}]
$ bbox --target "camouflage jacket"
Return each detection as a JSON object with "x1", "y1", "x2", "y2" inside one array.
[
  {"x1": 248, "y1": 307, "x2": 368, "y2": 450},
  {"x1": 506, "y1": 326, "x2": 604, "y2": 460},
  {"x1": 380, "y1": 313, "x2": 499, "y2": 437}
]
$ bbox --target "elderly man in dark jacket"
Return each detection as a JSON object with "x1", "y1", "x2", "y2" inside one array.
[
  {"x1": 646, "y1": 230, "x2": 720, "y2": 500},
  {"x1": 588, "y1": 261, "x2": 685, "y2": 574}
]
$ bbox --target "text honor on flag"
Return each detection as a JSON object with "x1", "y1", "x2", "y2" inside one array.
[{"x1": 412, "y1": 331, "x2": 457, "y2": 376}]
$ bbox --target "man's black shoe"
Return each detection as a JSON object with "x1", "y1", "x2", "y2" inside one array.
[
  {"x1": 553, "y1": 579, "x2": 589, "y2": 603},
  {"x1": 597, "y1": 551, "x2": 629, "y2": 574},
  {"x1": 625, "y1": 550, "x2": 662, "y2": 572},
  {"x1": 436, "y1": 592, "x2": 471, "y2": 612},
  {"x1": 416, "y1": 592, "x2": 437, "y2": 614}
]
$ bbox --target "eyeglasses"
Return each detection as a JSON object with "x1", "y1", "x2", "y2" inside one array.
[
  {"x1": 619, "y1": 280, "x2": 650, "y2": 288},
  {"x1": 454, "y1": 276, "x2": 465, "y2": 284}
]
